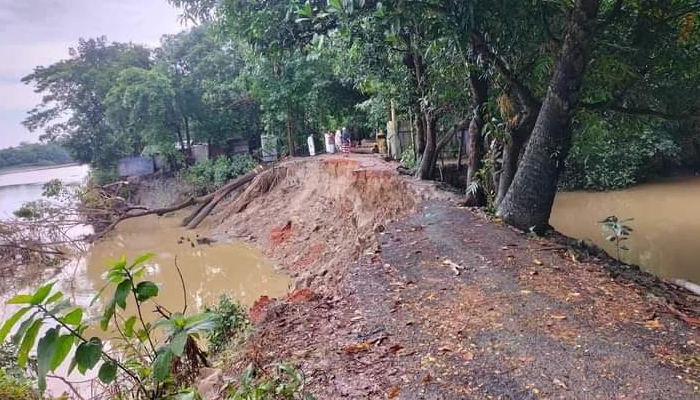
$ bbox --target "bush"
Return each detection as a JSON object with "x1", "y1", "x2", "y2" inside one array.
[
  {"x1": 0, "y1": 344, "x2": 39, "y2": 400},
  {"x1": 400, "y1": 147, "x2": 416, "y2": 170},
  {"x1": 88, "y1": 168, "x2": 120, "y2": 186},
  {"x1": 0, "y1": 370, "x2": 40, "y2": 400},
  {"x1": 204, "y1": 295, "x2": 250, "y2": 354},
  {"x1": 561, "y1": 114, "x2": 679, "y2": 191},
  {"x1": 183, "y1": 155, "x2": 258, "y2": 194},
  {"x1": 229, "y1": 363, "x2": 315, "y2": 400}
]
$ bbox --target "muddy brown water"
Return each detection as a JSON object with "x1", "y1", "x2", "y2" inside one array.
[
  {"x1": 0, "y1": 166, "x2": 289, "y2": 396},
  {"x1": 552, "y1": 175, "x2": 700, "y2": 284}
]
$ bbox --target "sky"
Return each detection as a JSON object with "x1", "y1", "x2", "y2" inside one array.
[{"x1": 0, "y1": 0, "x2": 186, "y2": 149}]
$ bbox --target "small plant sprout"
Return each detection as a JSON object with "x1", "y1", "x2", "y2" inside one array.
[{"x1": 598, "y1": 216, "x2": 634, "y2": 263}]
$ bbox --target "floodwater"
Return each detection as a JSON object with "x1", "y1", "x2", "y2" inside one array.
[
  {"x1": 0, "y1": 164, "x2": 289, "y2": 397},
  {"x1": 552, "y1": 175, "x2": 700, "y2": 284},
  {"x1": 0, "y1": 164, "x2": 288, "y2": 314},
  {"x1": 0, "y1": 164, "x2": 89, "y2": 217}
]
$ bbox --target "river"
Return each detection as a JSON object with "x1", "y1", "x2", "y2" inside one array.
[
  {"x1": 0, "y1": 165, "x2": 290, "y2": 395},
  {"x1": 0, "y1": 165, "x2": 289, "y2": 311},
  {"x1": 552, "y1": 175, "x2": 700, "y2": 284}
]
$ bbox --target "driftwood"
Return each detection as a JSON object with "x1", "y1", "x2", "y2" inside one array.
[{"x1": 91, "y1": 166, "x2": 265, "y2": 240}]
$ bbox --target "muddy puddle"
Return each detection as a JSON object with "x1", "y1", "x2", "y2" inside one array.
[{"x1": 552, "y1": 175, "x2": 700, "y2": 284}]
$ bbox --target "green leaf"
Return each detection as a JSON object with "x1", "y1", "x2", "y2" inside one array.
[
  {"x1": 45, "y1": 291, "x2": 63, "y2": 304},
  {"x1": 37, "y1": 328, "x2": 59, "y2": 393},
  {"x1": 130, "y1": 253, "x2": 154, "y2": 268},
  {"x1": 114, "y1": 280, "x2": 131, "y2": 310},
  {"x1": 152, "y1": 348, "x2": 174, "y2": 381},
  {"x1": 7, "y1": 295, "x2": 33, "y2": 305},
  {"x1": 12, "y1": 314, "x2": 36, "y2": 345},
  {"x1": 31, "y1": 282, "x2": 55, "y2": 305},
  {"x1": 329, "y1": 0, "x2": 343, "y2": 11},
  {"x1": 67, "y1": 356, "x2": 78, "y2": 376},
  {"x1": 51, "y1": 335, "x2": 75, "y2": 371},
  {"x1": 124, "y1": 316, "x2": 137, "y2": 338},
  {"x1": 62, "y1": 308, "x2": 83, "y2": 326},
  {"x1": 135, "y1": 281, "x2": 159, "y2": 302},
  {"x1": 101, "y1": 298, "x2": 116, "y2": 331},
  {"x1": 90, "y1": 284, "x2": 109, "y2": 306},
  {"x1": 48, "y1": 299, "x2": 72, "y2": 314},
  {"x1": 173, "y1": 392, "x2": 201, "y2": 400},
  {"x1": 169, "y1": 332, "x2": 188, "y2": 357},
  {"x1": 18, "y1": 319, "x2": 42, "y2": 367},
  {"x1": 75, "y1": 337, "x2": 103, "y2": 374},
  {"x1": 0, "y1": 307, "x2": 29, "y2": 343},
  {"x1": 98, "y1": 360, "x2": 118, "y2": 384}
]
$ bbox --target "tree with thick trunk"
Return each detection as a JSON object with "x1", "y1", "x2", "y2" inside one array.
[
  {"x1": 497, "y1": 0, "x2": 601, "y2": 230},
  {"x1": 464, "y1": 38, "x2": 489, "y2": 205},
  {"x1": 417, "y1": 114, "x2": 438, "y2": 179},
  {"x1": 495, "y1": 105, "x2": 538, "y2": 206}
]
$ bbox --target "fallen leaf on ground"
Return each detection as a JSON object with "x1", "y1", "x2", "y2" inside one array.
[
  {"x1": 463, "y1": 351, "x2": 474, "y2": 361},
  {"x1": 645, "y1": 319, "x2": 663, "y2": 329},
  {"x1": 533, "y1": 259, "x2": 543, "y2": 266},
  {"x1": 388, "y1": 387, "x2": 401, "y2": 398},
  {"x1": 343, "y1": 342, "x2": 371, "y2": 354},
  {"x1": 388, "y1": 344, "x2": 404, "y2": 354}
]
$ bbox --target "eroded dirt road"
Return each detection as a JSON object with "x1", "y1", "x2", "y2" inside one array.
[{"x1": 219, "y1": 155, "x2": 700, "y2": 399}]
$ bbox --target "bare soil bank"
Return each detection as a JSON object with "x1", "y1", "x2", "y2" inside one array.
[{"x1": 211, "y1": 154, "x2": 700, "y2": 399}]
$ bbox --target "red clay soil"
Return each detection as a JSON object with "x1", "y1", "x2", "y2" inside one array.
[{"x1": 214, "y1": 154, "x2": 700, "y2": 399}]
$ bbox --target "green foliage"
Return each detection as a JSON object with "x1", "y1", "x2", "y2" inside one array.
[
  {"x1": 228, "y1": 363, "x2": 315, "y2": 400},
  {"x1": 204, "y1": 295, "x2": 250, "y2": 354},
  {"x1": 183, "y1": 155, "x2": 258, "y2": 194},
  {"x1": 0, "y1": 142, "x2": 73, "y2": 171},
  {"x1": 399, "y1": 147, "x2": 416, "y2": 170},
  {"x1": 88, "y1": 168, "x2": 121, "y2": 186},
  {"x1": 599, "y1": 216, "x2": 634, "y2": 263},
  {"x1": 0, "y1": 254, "x2": 217, "y2": 399},
  {"x1": 561, "y1": 114, "x2": 680, "y2": 190},
  {"x1": 0, "y1": 370, "x2": 40, "y2": 400},
  {"x1": 22, "y1": 37, "x2": 152, "y2": 169}
]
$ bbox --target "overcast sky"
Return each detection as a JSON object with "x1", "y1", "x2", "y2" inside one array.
[{"x1": 0, "y1": 0, "x2": 185, "y2": 149}]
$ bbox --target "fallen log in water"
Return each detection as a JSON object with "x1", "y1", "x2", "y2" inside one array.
[{"x1": 91, "y1": 165, "x2": 265, "y2": 240}]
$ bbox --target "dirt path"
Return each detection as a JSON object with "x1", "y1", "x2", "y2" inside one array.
[{"x1": 217, "y1": 155, "x2": 700, "y2": 399}]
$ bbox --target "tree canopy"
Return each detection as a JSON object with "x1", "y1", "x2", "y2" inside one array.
[{"x1": 20, "y1": 0, "x2": 700, "y2": 230}]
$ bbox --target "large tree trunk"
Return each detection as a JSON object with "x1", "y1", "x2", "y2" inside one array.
[
  {"x1": 417, "y1": 115, "x2": 437, "y2": 179},
  {"x1": 497, "y1": 0, "x2": 601, "y2": 231},
  {"x1": 414, "y1": 106, "x2": 426, "y2": 156},
  {"x1": 494, "y1": 108, "x2": 538, "y2": 206},
  {"x1": 464, "y1": 54, "x2": 489, "y2": 205}
]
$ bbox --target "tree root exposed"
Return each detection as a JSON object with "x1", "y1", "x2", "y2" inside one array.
[{"x1": 217, "y1": 166, "x2": 286, "y2": 223}]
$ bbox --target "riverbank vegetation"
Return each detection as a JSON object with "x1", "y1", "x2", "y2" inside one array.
[
  {"x1": 18, "y1": 0, "x2": 699, "y2": 231},
  {"x1": 0, "y1": 143, "x2": 73, "y2": 173}
]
